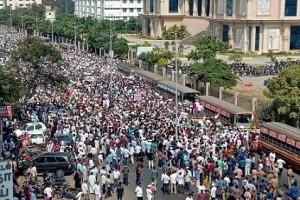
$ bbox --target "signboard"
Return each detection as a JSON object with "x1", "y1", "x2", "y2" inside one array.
[
  {"x1": 286, "y1": 138, "x2": 296, "y2": 146},
  {"x1": 0, "y1": 160, "x2": 13, "y2": 200},
  {"x1": 296, "y1": 142, "x2": 300, "y2": 149},
  {"x1": 260, "y1": 127, "x2": 269, "y2": 134},
  {"x1": 0, "y1": 106, "x2": 12, "y2": 118},
  {"x1": 269, "y1": 130, "x2": 278, "y2": 138},
  {"x1": 277, "y1": 134, "x2": 286, "y2": 142}
]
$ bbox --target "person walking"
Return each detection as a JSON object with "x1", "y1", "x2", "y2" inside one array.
[
  {"x1": 135, "y1": 183, "x2": 143, "y2": 200},
  {"x1": 116, "y1": 182, "x2": 124, "y2": 200}
]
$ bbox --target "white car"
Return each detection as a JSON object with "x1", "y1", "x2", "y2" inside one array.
[
  {"x1": 25, "y1": 122, "x2": 47, "y2": 135},
  {"x1": 29, "y1": 132, "x2": 46, "y2": 145}
]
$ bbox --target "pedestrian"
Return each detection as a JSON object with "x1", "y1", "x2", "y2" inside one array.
[
  {"x1": 74, "y1": 170, "x2": 82, "y2": 189},
  {"x1": 93, "y1": 181, "x2": 101, "y2": 200},
  {"x1": 135, "y1": 183, "x2": 143, "y2": 200},
  {"x1": 146, "y1": 184, "x2": 153, "y2": 200},
  {"x1": 122, "y1": 166, "x2": 130, "y2": 186},
  {"x1": 116, "y1": 182, "x2": 124, "y2": 200}
]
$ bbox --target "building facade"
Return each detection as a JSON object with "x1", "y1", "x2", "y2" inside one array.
[
  {"x1": 141, "y1": 0, "x2": 300, "y2": 53},
  {"x1": 74, "y1": 0, "x2": 143, "y2": 21},
  {"x1": 6, "y1": 0, "x2": 42, "y2": 10},
  {"x1": 211, "y1": 0, "x2": 300, "y2": 53},
  {"x1": 142, "y1": 0, "x2": 211, "y2": 37},
  {"x1": 0, "y1": 0, "x2": 5, "y2": 9}
]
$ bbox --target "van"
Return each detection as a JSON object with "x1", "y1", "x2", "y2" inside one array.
[{"x1": 29, "y1": 152, "x2": 75, "y2": 175}]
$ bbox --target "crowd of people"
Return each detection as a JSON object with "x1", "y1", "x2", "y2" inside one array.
[
  {"x1": 1, "y1": 27, "x2": 300, "y2": 200},
  {"x1": 229, "y1": 60, "x2": 300, "y2": 77}
]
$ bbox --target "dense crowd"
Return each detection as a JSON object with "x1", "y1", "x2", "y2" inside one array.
[
  {"x1": 1, "y1": 28, "x2": 300, "y2": 200},
  {"x1": 230, "y1": 60, "x2": 300, "y2": 77}
]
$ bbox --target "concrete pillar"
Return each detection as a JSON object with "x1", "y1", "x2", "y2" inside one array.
[
  {"x1": 78, "y1": 41, "x2": 81, "y2": 50},
  {"x1": 138, "y1": 60, "x2": 143, "y2": 69},
  {"x1": 182, "y1": 74, "x2": 187, "y2": 85},
  {"x1": 229, "y1": 24, "x2": 234, "y2": 48},
  {"x1": 162, "y1": 68, "x2": 166, "y2": 78},
  {"x1": 252, "y1": 97, "x2": 257, "y2": 112},
  {"x1": 243, "y1": 24, "x2": 249, "y2": 53},
  {"x1": 202, "y1": 0, "x2": 206, "y2": 16},
  {"x1": 234, "y1": 92, "x2": 239, "y2": 106},
  {"x1": 171, "y1": 71, "x2": 176, "y2": 82},
  {"x1": 251, "y1": 26, "x2": 256, "y2": 52},
  {"x1": 154, "y1": 64, "x2": 158, "y2": 74},
  {"x1": 219, "y1": 87, "x2": 224, "y2": 100},
  {"x1": 205, "y1": 82, "x2": 210, "y2": 96},
  {"x1": 127, "y1": 51, "x2": 130, "y2": 60},
  {"x1": 209, "y1": 0, "x2": 213, "y2": 17}
]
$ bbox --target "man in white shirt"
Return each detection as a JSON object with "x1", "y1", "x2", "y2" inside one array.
[
  {"x1": 81, "y1": 180, "x2": 89, "y2": 200},
  {"x1": 146, "y1": 185, "x2": 153, "y2": 200},
  {"x1": 177, "y1": 171, "x2": 185, "y2": 193},
  {"x1": 276, "y1": 158, "x2": 286, "y2": 177},
  {"x1": 135, "y1": 183, "x2": 143, "y2": 200},
  {"x1": 93, "y1": 182, "x2": 101, "y2": 200},
  {"x1": 185, "y1": 193, "x2": 193, "y2": 200},
  {"x1": 44, "y1": 186, "x2": 53, "y2": 200},
  {"x1": 170, "y1": 172, "x2": 177, "y2": 193},
  {"x1": 161, "y1": 172, "x2": 170, "y2": 194}
]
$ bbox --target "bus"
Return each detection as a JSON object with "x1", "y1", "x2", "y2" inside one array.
[
  {"x1": 259, "y1": 122, "x2": 300, "y2": 170},
  {"x1": 198, "y1": 96, "x2": 252, "y2": 128}
]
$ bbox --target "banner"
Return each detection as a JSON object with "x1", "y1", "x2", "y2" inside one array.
[{"x1": 0, "y1": 160, "x2": 13, "y2": 200}]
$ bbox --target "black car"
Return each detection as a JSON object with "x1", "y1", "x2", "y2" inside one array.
[{"x1": 21, "y1": 152, "x2": 75, "y2": 175}]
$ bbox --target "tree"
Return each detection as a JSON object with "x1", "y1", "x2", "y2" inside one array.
[
  {"x1": 188, "y1": 36, "x2": 226, "y2": 61},
  {"x1": 12, "y1": 36, "x2": 68, "y2": 98},
  {"x1": 264, "y1": 65, "x2": 300, "y2": 127},
  {"x1": 113, "y1": 37, "x2": 129, "y2": 59},
  {"x1": 162, "y1": 25, "x2": 190, "y2": 40},
  {"x1": 0, "y1": 65, "x2": 22, "y2": 106},
  {"x1": 190, "y1": 58, "x2": 237, "y2": 88}
]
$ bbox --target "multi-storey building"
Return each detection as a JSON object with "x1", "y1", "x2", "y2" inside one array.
[
  {"x1": 74, "y1": 0, "x2": 143, "y2": 21},
  {"x1": 6, "y1": 0, "x2": 42, "y2": 10},
  {"x1": 211, "y1": 0, "x2": 300, "y2": 53},
  {"x1": 0, "y1": 0, "x2": 5, "y2": 9},
  {"x1": 141, "y1": 0, "x2": 300, "y2": 53},
  {"x1": 142, "y1": 0, "x2": 211, "y2": 37}
]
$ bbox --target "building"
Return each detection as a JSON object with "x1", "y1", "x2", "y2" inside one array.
[
  {"x1": 211, "y1": 0, "x2": 300, "y2": 53},
  {"x1": 141, "y1": 0, "x2": 300, "y2": 53},
  {"x1": 0, "y1": 0, "x2": 5, "y2": 9},
  {"x1": 74, "y1": 0, "x2": 143, "y2": 21},
  {"x1": 6, "y1": 0, "x2": 42, "y2": 10},
  {"x1": 141, "y1": 0, "x2": 211, "y2": 38}
]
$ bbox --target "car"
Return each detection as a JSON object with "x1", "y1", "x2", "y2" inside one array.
[
  {"x1": 29, "y1": 152, "x2": 75, "y2": 175},
  {"x1": 55, "y1": 134, "x2": 73, "y2": 146},
  {"x1": 29, "y1": 132, "x2": 46, "y2": 145},
  {"x1": 25, "y1": 122, "x2": 47, "y2": 135}
]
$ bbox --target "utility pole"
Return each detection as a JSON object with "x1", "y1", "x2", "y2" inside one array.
[
  {"x1": 175, "y1": 31, "x2": 178, "y2": 141},
  {"x1": 35, "y1": 12, "x2": 38, "y2": 36},
  {"x1": 9, "y1": 7, "x2": 12, "y2": 29},
  {"x1": 51, "y1": 21, "x2": 54, "y2": 44},
  {"x1": 74, "y1": 21, "x2": 77, "y2": 53},
  {"x1": 21, "y1": 15, "x2": 24, "y2": 33}
]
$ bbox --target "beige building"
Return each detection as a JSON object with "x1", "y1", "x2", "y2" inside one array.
[
  {"x1": 211, "y1": 0, "x2": 300, "y2": 53},
  {"x1": 141, "y1": 0, "x2": 211, "y2": 37},
  {"x1": 141, "y1": 0, "x2": 300, "y2": 53},
  {"x1": 6, "y1": 0, "x2": 42, "y2": 10}
]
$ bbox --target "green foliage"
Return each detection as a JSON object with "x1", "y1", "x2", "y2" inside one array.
[
  {"x1": 190, "y1": 58, "x2": 237, "y2": 88},
  {"x1": 264, "y1": 65, "x2": 300, "y2": 127},
  {"x1": 0, "y1": 65, "x2": 22, "y2": 106},
  {"x1": 113, "y1": 37, "x2": 129, "y2": 59},
  {"x1": 162, "y1": 25, "x2": 190, "y2": 40},
  {"x1": 188, "y1": 36, "x2": 226, "y2": 61},
  {"x1": 138, "y1": 49, "x2": 174, "y2": 67},
  {"x1": 12, "y1": 37, "x2": 68, "y2": 97},
  {"x1": 228, "y1": 53, "x2": 243, "y2": 63}
]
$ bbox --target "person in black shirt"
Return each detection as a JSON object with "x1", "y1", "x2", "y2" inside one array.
[{"x1": 116, "y1": 182, "x2": 124, "y2": 200}]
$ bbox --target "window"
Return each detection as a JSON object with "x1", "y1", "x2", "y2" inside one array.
[
  {"x1": 130, "y1": 0, "x2": 133, "y2": 3},
  {"x1": 285, "y1": 0, "x2": 297, "y2": 16},
  {"x1": 238, "y1": 0, "x2": 246, "y2": 16},
  {"x1": 34, "y1": 157, "x2": 45, "y2": 163},
  {"x1": 169, "y1": 0, "x2": 178, "y2": 13},
  {"x1": 150, "y1": 0, "x2": 154, "y2": 13},
  {"x1": 35, "y1": 124, "x2": 43, "y2": 130},
  {"x1": 290, "y1": 26, "x2": 300, "y2": 50},
  {"x1": 226, "y1": 0, "x2": 233, "y2": 16},
  {"x1": 255, "y1": 26, "x2": 260, "y2": 51},
  {"x1": 137, "y1": 0, "x2": 141, "y2": 3},
  {"x1": 197, "y1": 0, "x2": 202, "y2": 16},
  {"x1": 257, "y1": 0, "x2": 270, "y2": 15},
  {"x1": 137, "y1": 8, "x2": 141, "y2": 12},
  {"x1": 188, "y1": 0, "x2": 194, "y2": 16},
  {"x1": 130, "y1": 8, "x2": 134, "y2": 12},
  {"x1": 27, "y1": 125, "x2": 34, "y2": 132},
  {"x1": 56, "y1": 157, "x2": 66, "y2": 162},
  {"x1": 123, "y1": 0, "x2": 126, "y2": 3},
  {"x1": 123, "y1": 8, "x2": 127, "y2": 12},
  {"x1": 235, "y1": 27, "x2": 244, "y2": 49},
  {"x1": 46, "y1": 157, "x2": 56, "y2": 163},
  {"x1": 222, "y1": 25, "x2": 229, "y2": 42},
  {"x1": 19, "y1": 3, "x2": 23, "y2": 6}
]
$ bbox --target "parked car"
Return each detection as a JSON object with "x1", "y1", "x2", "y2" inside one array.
[
  {"x1": 20, "y1": 152, "x2": 75, "y2": 175},
  {"x1": 29, "y1": 132, "x2": 46, "y2": 145},
  {"x1": 26, "y1": 122, "x2": 47, "y2": 134}
]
